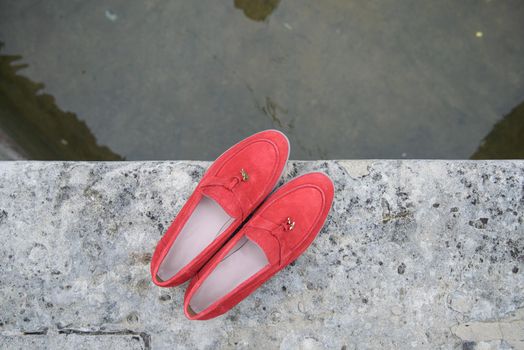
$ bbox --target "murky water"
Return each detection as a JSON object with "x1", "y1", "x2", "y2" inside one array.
[
  {"x1": 0, "y1": 1, "x2": 523, "y2": 160},
  {"x1": 0, "y1": 46, "x2": 121, "y2": 160}
]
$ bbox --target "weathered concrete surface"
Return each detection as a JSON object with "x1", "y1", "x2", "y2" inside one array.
[{"x1": 0, "y1": 160, "x2": 522, "y2": 349}]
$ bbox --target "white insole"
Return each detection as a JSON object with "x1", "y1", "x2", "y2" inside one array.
[
  {"x1": 189, "y1": 236, "x2": 269, "y2": 313},
  {"x1": 157, "y1": 196, "x2": 234, "y2": 281}
]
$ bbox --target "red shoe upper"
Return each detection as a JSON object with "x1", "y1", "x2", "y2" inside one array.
[
  {"x1": 150, "y1": 130, "x2": 290, "y2": 287},
  {"x1": 183, "y1": 172, "x2": 335, "y2": 320}
]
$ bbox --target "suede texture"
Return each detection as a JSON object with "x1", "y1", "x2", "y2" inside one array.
[
  {"x1": 184, "y1": 172, "x2": 334, "y2": 320},
  {"x1": 150, "y1": 130, "x2": 289, "y2": 287}
]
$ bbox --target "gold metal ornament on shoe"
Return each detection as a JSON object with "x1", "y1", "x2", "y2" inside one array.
[
  {"x1": 286, "y1": 217, "x2": 295, "y2": 231},
  {"x1": 240, "y1": 168, "x2": 249, "y2": 181}
]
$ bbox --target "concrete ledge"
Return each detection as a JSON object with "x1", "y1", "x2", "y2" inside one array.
[{"x1": 0, "y1": 160, "x2": 522, "y2": 349}]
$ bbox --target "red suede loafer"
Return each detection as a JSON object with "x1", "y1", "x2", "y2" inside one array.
[
  {"x1": 183, "y1": 172, "x2": 334, "y2": 320},
  {"x1": 150, "y1": 130, "x2": 290, "y2": 287}
]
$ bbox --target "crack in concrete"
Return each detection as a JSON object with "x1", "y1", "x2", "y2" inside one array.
[
  {"x1": 20, "y1": 328, "x2": 151, "y2": 350},
  {"x1": 450, "y1": 309, "x2": 524, "y2": 349},
  {"x1": 22, "y1": 327, "x2": 48, "y2": 335},
  {"x1": 58, "y1": 329, "x2": 151, "y2": 349}
]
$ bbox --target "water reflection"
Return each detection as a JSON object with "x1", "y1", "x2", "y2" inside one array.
[
  {"x1": 471, "y1": 100, "x2": 524, "y2": 159},
  {"x1": 234, "y1": 0, "x2": 280, "y2": 21},
  {"x1": 0, "y1": 44, "x2": 122, "y2": 160}
]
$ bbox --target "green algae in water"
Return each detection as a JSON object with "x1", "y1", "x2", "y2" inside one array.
[
  {"x1": 0, "y1": 43, "x2": 122, "y2": 160},
  {"x1": 234, "y1": 0, "x2": 280, "y2": 21},
  {"x1": 471, "y1": 100, "x2": 524, "y2": 159}
]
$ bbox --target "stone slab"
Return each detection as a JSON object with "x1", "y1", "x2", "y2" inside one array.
[{"x1": 0, "y1": 161, "x2": 522, "y2": 349}]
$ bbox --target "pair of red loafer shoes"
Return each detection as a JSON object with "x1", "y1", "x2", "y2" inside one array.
[{"x1": 150, "y1": 130, "x2": 334, "y2": 320}]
